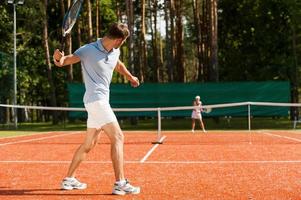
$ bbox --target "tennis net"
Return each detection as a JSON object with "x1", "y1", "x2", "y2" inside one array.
[{"x1": 0, "y1": 102, "x2": 300, "y2": 143}]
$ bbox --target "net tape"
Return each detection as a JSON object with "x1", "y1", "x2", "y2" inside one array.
[{"x1": 1, "y1": 102, "x2": 301, "y2": 112}]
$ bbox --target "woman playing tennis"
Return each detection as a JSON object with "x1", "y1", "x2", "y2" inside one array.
[{"x1": 191, "y1": 95, "x2": 206, "y2": 133}]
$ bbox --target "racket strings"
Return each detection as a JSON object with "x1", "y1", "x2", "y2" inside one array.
[{"x1": 63, "y1": 1, "x2": 82, "y2": 35}]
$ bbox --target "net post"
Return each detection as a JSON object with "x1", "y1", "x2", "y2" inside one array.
[
  {"x1": 152, "y1": 107, "x2": 163, "y2": 144},
  {"x1": 248, "y1": 103, "x2": 251, "y2": 131},
  {"x1": 248, "y1": 103, "x2": 252, "y2": 144}
]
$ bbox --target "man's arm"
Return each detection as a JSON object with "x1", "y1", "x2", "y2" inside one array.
[
  {"x1": 53, "y1": 49, "x2": 81, "y2": 67},
  {"x1": 114, "y1": 60, "x2": 140, "y2": 87}
]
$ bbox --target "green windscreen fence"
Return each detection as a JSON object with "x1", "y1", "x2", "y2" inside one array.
[{"x1": 67, "y1": 81, "x2": 290, "y2": 118}]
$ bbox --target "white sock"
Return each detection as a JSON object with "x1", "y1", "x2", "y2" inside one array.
[{"x1": 116, "y1": 179, "x2": 126, "y2": 186}]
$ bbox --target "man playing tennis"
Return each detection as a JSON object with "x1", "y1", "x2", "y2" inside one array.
[
  {"x1": 191, "y1": 95, "x2": 206, "y2": 133},
  {"x1": 53, "y1": 23, "x2": 140, "y2": 195}
]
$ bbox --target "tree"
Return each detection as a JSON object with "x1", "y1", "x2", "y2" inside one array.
[
  {"x1": 126, "y1": 0, "x2": 135, "y2": 73},
  {"x1": 209, "y1": 0, "x2": 218, "y2": 81},
  {"x1": 150, "y1": 0, "x2": 160, "y2": 82},
  {"x1": 284, "y1": 0, "x2": 301, "y2": 118},
  {"x1": 87, "y1": 0, "x2": 93, "y2": 42},
  {"x1": 165, "y1": 0, "x2": 177, "y2": 82},
  {"x1": 174, "y1": 0, "x2": 185, "y2": 81},
  {"x1": 0, "y1": 51, "x2": 13, "y2": 123},
  {"x1": 192, "y1": 0, "x2": 202, "y2": 81},
  {"x1": 42, "y1": 0, "x2": 58, "y2": 124},
  {"x1": 96, "y1": 0, "x2": 101, "y2": 38},
  {"x1": 139, "y1": 0, "x2": 147, "y2": 82}
]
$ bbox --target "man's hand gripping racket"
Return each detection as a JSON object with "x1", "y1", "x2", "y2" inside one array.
[
  {"x1": 53, "y1": 0, "x2": 83, "y2": 64},
  {"x1": 61, "y1": 0, "x2": 83, "y2": 51}
]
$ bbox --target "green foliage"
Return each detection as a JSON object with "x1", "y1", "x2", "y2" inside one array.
[
  {"x1": 0, "y1": 0, "x2": 301, "y2": 112},
  {"x1": 0, "y1": 5, "x2": 13, "y2": 52},
  {"x1": 0, "y1": 51, "x2": 13, "y2": 102},
  {"x1": 17, "y1": 47, "x2": 49, "y2": 104},
  {"x1": 98, "y1": 0, "x2": 118, "y2": 34},
  {"x1": 218, "y1": 0, "x2": 295, "y2": 81}
]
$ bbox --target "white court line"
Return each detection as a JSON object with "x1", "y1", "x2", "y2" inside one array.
[
  {"x1": 144, "y1": 160, "x2": 301, "y2": 164},
  {"x1": 259, "y1": 131, "x2": 301, "y2": 143},
  {"x1": 140, "y1": 135, "x2": 167, "y2": 163},
  {"x1": 0, "y1": 131, "x2": 82, "y2": 147},
  {"x1": 0, "y1": 160, "x2": 126, "y2": 164},
  {"x1": 0, "y1": 131, "x2": 55, "y2": 140},
  {"x1": 1, "y1": 160, "x2": 301, "y2": 164}
]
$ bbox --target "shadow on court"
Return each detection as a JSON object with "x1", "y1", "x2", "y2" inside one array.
[{"x1": 0, "y1": 188, "x2": 113, "y2": 196}]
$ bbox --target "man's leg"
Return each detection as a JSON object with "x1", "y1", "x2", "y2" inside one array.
[
  {"x1": 61, "y1": 128, "x2": 101, "y2": 190},
  {"x1": 102, "y1": 122, "x2": 125, "y2": 181},
  {"x1": 66, "y1": 128, "x2": 101, "y2": 177},
  {"x1": 102, "y1": 121, "x2": 140, "y2": 195}
]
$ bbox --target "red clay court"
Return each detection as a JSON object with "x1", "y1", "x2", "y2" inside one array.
[{"x1": 1, "y1": 130, "x2": 301, "y2": 199}]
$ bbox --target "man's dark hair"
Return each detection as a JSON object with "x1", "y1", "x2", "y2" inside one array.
[{"x1": 106, "y1": 23, "x2": 130, "y2": 40}]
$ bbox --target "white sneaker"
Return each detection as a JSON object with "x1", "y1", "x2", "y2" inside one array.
[
  {"x1": 191, "y1": 129, "x2": 195, "y2": 133},
  {"x1": 112, "y1": 179, "x2": 140, "y2": 195},
  {"x1": 61, "y1": 177, "x2": 87, "y2": 190}
]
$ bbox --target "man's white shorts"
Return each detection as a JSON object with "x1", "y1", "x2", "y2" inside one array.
[{"x1": 84, "y1": 100, "x2": 117, "y2": 129}]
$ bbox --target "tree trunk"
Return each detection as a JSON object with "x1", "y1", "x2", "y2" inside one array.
[
  {"x1": 291, "y1": 24, "x2": 299, "y2": 119},
  {"x1": 200, "y1": 0, "x2": 218, "y2": 81},
  {"x1": 209, "y1": 0, "x2": 218, "y2": 81},
  {"x1": 158, "y1": 6, "x2": 164, "y2": 82},
  {"x1": 96, "y1": 0, "x2": 100, "y2": 38},
  {"x1": 60, "y1": 0, "x2": 65, "y2": 19},
  {"x1": 42, "y1": 0, "x2": 58, "y2": 124},
  {"x1": 139, "y1": 0, "x2": 147, "y2": 83},
  {"x1": 166, "y1": 0, "x2": 175, "y2": 82},
  {"x1": 201, "y1": 0, "x2": 210, "y2": 80},
  {"x1": 152, "y1": 0, "x2": 160, "y2": 82},
  {"x1": 174, "y1": 0, "x2": 185, "y2": 82},
  {"x1": 126, "y1": 0, "x2": 135, "y2": 73},
  {"x1": 164, "y1": 0, "x2": 172, "y2": 81},
  {"x1": 77, "y1": 19, "x2": 82, "y2": 47},
  {"x1": 114, "y1": 1, "x2": 125, "y2": 83},
  {"x1": 192, "y1": 0, "x2": 203, "y2": 81},
  {"x1": 87, "y1": 0, "x2": 93, "y2": 42},
  {"x1": 115, "y1": 1, "x2": 121, "y2": 22}
]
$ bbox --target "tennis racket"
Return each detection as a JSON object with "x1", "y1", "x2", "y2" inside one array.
[
  {"x1": 203, "y1": 107, "x2": 212, "y2": 113},
  {"x1": 60, "y1": 0, "x2": 84, "y2": 52}
]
